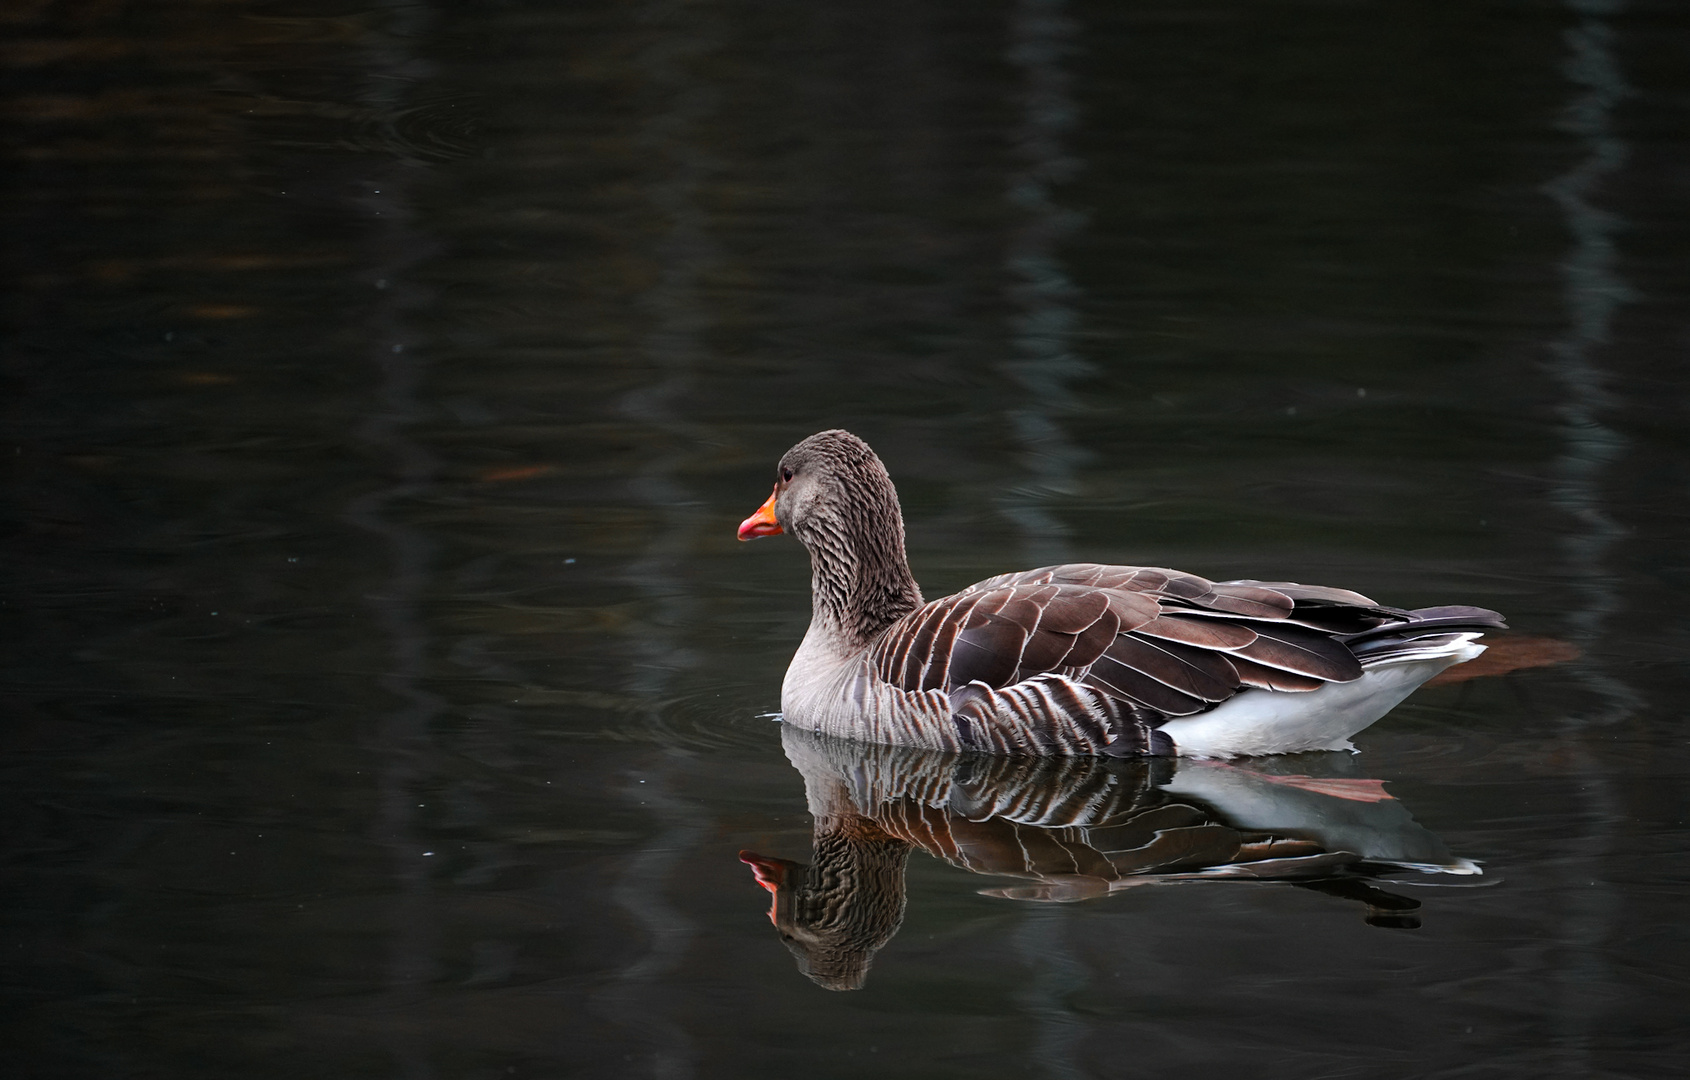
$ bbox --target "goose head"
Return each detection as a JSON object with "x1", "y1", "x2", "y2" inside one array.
[
  {"x1": 739, "y1": 826, "x2": 912, "y2": 992},
  {"x1": 739, "y1": 430, "x2": 923, "y2": 646},
  {"x1": 738, "y1": 429, "x2": 900, "y2": 548}
]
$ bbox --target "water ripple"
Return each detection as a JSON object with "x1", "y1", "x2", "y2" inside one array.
[{"x1": 353, "y1": 92, "x2": 483, "y2": 163}]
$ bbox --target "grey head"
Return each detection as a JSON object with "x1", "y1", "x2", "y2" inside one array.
[
  {"x1": 740, "y1": 823, "x2": 912, "y2": 992},
  {"x1": 769, "y1": 430, "x2": 902, "y2": 551},
  {"x1": 750, "y1": 430, "x2": 924, "y2": 646}
]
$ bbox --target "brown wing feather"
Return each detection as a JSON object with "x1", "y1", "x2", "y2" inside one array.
[
  {"x1": 921, "y1": 596, "x2": 977, "y2": 690},
  {"x1": 1222, "y1": 579, "x2": 1379, "y2": 607},
  {"x1": 879, "y1": 567, "x2": 1387, "y2": 720},
  {"x1": 951, "y1": 609, "x2": 1032, "y2": 688},
  {"x1": 1143, "y1": 570, "x2": 1213, "y2": 600},
  {"x1": 885, "y1": 604, "x2": 939, "y2": 687},
  {"x1": 1190, "y1": 583, "x2": 1296, "y2": 619},
  {"x1": 1228, "y1": 655, "x2": 1328, "y2": 692},
  {"x1": 962, "y1": 563, "x2": 1215, "y2": 599},
  {"x1": 1134, "y1": 614, "x2": 1259, "y2": 650},
  {"x1": 1279, "y1": 605, "x2": 1401, "y2": 635},
  {"x1": 1014, "y1": 631, "x2": 1079, "y2": 680},
  {"x1": 1063, "y1": 565, "x2": 1214, "y2": 600},
  {"x1": 1083, "y1": 655, "x2": 1210, "y2": 716},
  {"x1": 1035, "y1": 588, "x2": 1112, "y2": 635},
  {"x1": 1110, "y1": 634, "x2": 1241, "y2": 702},
  {"x1": 1099, "y1": 588, "x2": 1162, "y2": 631},
  {"x1": 1014, "y1": 589, "x2": 1110, "y2": 676},
  {"x1": 869, "y1": 590, "x2": 986, "y2": 691},
  {"x1": 1228, "y1": 622, "x2": 1364, "y2": 682},
  {"x1": 1064, "y1": 606, "x2": 1123, "y2": 670},
  {"x1": 952, "y1": 586, "x2": 1149, "y2": 691},
  {"x1": 877, "y1": 584, "x2": 1121, "y2": 693}
]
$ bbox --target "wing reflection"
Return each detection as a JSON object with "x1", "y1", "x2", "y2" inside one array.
[{"x1": 743, "y1": 725, "x2": 1479, "y2": 990}]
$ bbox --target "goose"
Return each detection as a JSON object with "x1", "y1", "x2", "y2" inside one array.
[{"x1": 738, "y1": 429, "x2": 1506, "y2": 758}]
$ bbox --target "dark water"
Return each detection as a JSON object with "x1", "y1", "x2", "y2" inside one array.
[{"x1": 4, "y1": 0, "x2": 1689, "y2": 1075}]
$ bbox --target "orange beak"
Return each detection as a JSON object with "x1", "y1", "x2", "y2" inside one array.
[
  {"x1": 739, "y1": 850, "x2": 796, "y2": 926},
  {"x1": 737, "y1": 485, "x2": 783, "y2": 541},
  {"x1": 739, "y1": 850, "x2": 792, "y2": 892}
]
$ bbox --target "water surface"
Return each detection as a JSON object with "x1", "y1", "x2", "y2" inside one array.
[{"x1": 4, "y1": 0, "x2": 1690, "y2": 1076}]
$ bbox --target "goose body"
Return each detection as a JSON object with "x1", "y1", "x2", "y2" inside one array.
[{"x1": 739, "y1": 430, "x2": 1505, "y2": 758}]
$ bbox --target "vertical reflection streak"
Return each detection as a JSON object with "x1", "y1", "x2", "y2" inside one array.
[
  {"x1": 1013, "y1": 906, "x2": 1092, "y2": 1080},
  {"x1": 1005, "y1": 2, "x2": 1090, "y2": 1073},
  {"x1": 1541, "y1": 0, "x2": 1634, "y2": 1070},
  {"x1": 1544, "y1": 1, "x2": 1641, "y2": 722},
  {"x1": 1001, "y1": 0, "x2": 1092, "y2": 568},
  {"x1": 592, "y1": 3, "x2": 719, "y2": 1076},
  {"x1": 340, "y1": 5, "x2": 443, "y2": 1078}
]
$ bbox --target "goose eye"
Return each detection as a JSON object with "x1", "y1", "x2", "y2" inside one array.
[{"x1": 781, "y1": 467, "x2": 794, "y2": 482}]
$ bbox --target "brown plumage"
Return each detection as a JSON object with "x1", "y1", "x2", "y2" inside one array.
[{"x1": 740, "y1": 430, "x2": 1507, "y2": 757}]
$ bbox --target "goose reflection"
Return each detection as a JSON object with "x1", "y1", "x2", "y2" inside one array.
[{"x1": 742, "y1": 725, "x2": 1479, "y2": 990}]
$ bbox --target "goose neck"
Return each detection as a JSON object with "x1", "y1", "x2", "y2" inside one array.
[{"x1": 803, "y1": 518, "x2": 922, "y2": 651}]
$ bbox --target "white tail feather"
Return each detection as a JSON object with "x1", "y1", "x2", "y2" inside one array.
[{"x1": 1159, "y1": 636, "x2": 1485, "y2": 758}]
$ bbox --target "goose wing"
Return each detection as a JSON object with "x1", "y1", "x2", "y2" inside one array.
[{"x1": 872, "y1": 564, "x2": 1404, "y2": 722}]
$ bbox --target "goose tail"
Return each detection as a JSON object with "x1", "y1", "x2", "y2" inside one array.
[{"x1": 1156, "y1": 607, "x2": 1505, "y2": 758}]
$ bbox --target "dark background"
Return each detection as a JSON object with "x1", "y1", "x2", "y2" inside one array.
[{"x1": 3, "y1": 0, "x2": 1688, "y2": 1076}]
